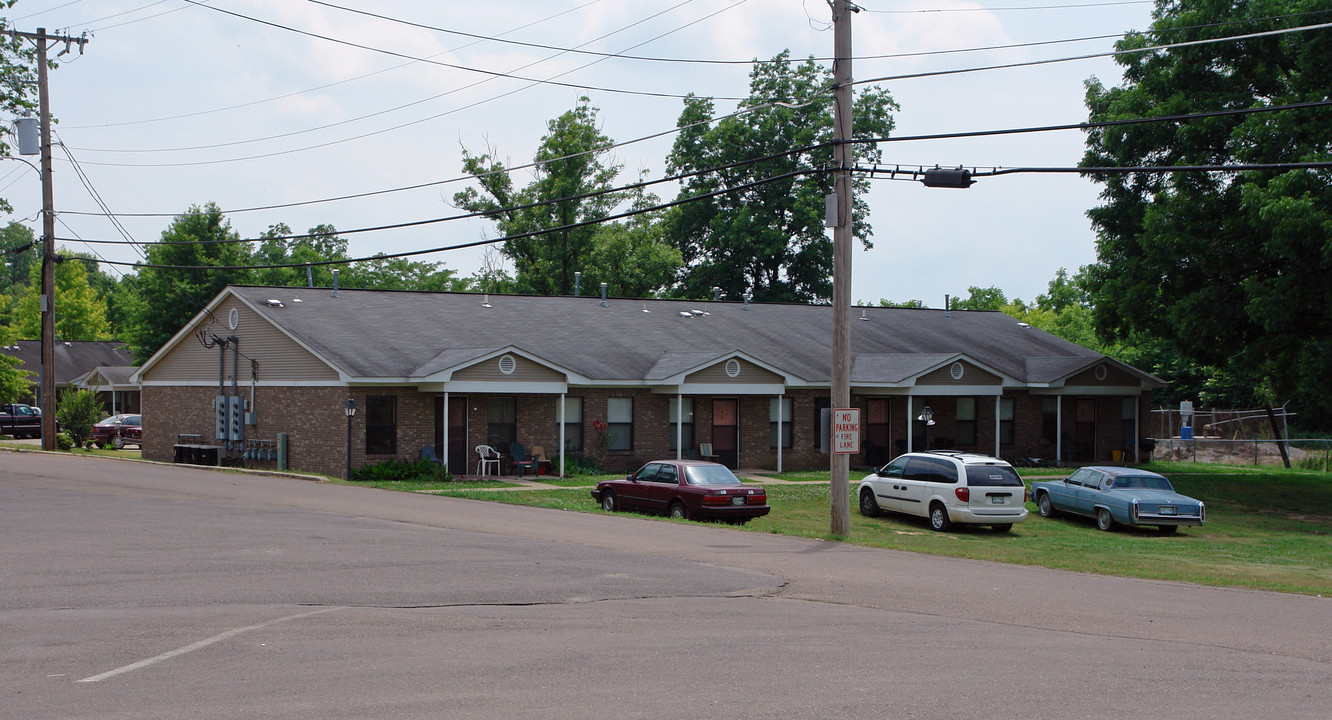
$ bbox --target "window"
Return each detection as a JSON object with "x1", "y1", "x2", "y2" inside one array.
[
  {"x1": 668, "y1": 397, "x2": 694, "y2": 451},
  {"x1": 365, "y1": 395, "x2": 397, "y2": 455},
  {"x1": 657, "y1": 463, "x2": 679, "y2": 485},
  {"x1": 487, "y1": 397, "x2": 516, "y2": 449},
  {"x1": 770, "y1": 397, "x2": 792, "y2": 449},
  {"x1": 999, "y1": 398, "x2": 1015, "y2": 445},
  {"x1": 956, "y1": 398, "x2": 976, "y2": 446},
  {"x1": 607, "y1": 397, "x2": 633, "y2": 451},
  {"x1": 562, "y1": 397, "x2": 584, "y2": 453}
]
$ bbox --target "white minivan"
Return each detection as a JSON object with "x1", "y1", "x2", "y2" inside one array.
[{"x1": 858, "y1": 451, "x2": 1029, "y2": 532}]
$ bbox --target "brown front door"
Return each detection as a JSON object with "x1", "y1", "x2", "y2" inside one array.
[
  {"x1": 447, "y1": 396, "x2": 468, "y2": 473},
  {"x1": 1075, "y1": 398, "x2": 1096, "y2": 462},
  {"x1": 712, "y1": 399, "x2": 738, "y2": 469}
]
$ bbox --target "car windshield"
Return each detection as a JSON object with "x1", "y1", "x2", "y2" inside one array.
[
  {"x1": 684, "y1": 465, "x2": 742, "y2": 486},
  {"x1": 964, "y1": 464, "x2": 1023, "y2": 487},
  {"x1": 1110, "y1": 475, "x2": 1174, "y2": 491}
]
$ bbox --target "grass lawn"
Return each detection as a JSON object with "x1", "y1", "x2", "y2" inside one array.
[{"x1": 420, "y1": 464, "x2": 1332, "y2": 595}]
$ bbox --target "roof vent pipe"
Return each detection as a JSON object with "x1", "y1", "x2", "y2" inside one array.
[
  {"x1": 600, "y1": 282, "x2": 608, "y2": 307},
  {"x1": 743, "y1": 294, "x2": 751, "y2": 311},
  {"x1": 307, "y1": 266, "x2": 314, "y2": 288},
  {"x1": 332, "y1": 269, "x2": 340, "y2": 298},
  {"x1": 574, "y1": 271, "x2": 581, "y2": 297},
  {"x1": 944, "y1": 294, "x2": 950, "y2": 318},
  {"x1": 712, "y1": 286, "x2": 721, "y2": 302}
]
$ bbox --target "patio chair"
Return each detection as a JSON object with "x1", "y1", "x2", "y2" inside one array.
[
  {"x1": 509, "y1": 441, "x2": 537, "y2": 477},
  {"x1": 476, "y1": 445, "x2": 501, "y2": 476},
  {"x1": 421, "y1": 446, "x2": 443, "y2": 466},
  {"x1": 529, "y1": 445, "x2": 549, "y2": 475},
  {"x1": 699, "y1": 442, "x2": 719, "y2": 462}
]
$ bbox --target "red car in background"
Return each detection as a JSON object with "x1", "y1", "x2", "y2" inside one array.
[
  {"x1": 91, "y1": 414, "x2": 141, "y2": 449},
  {"x1": 592, "y1": 460, "x2": 769, "y2": 524}
]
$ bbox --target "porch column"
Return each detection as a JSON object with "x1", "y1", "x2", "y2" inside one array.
[
  {"x1": 1056, "y1": 395, "x2": 1063, "y2": 464},
  {"x1": 676, "y1": 393, "x2": 683, "y2": 460},
  {"x1": 559, "y1": 393, "x2": 566, "y2": 478},
  {"x1": 443, "y1": 392, "x2": 450, "y2": 473},
  {"x1": 1133, "y1": 394, "x2": 1141, "y2": 464},
  {"x1": 776, "y1": 393, "x2": 784, "y2": 474},
  {"x1": 995, "y1": 395, "x2": 1001, "y2": 457},
  {"x1": 906, "y1": 395, "x2": 914, "y2": 453}
]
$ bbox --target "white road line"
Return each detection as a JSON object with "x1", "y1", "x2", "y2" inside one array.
[{"x1": 78, "y1": 607, "x2": 341, "y2": 683}]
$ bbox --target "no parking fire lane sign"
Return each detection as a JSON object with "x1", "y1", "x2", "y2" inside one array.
[{"x1": 833, "y1": 408, "x2": 860, "y2": 454}]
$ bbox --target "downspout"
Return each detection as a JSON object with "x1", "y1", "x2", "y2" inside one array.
[
  {"x1": 559, "y1": 394, "x2": 566, "y2": 478},
  {"x1": 906, "y1": 396, "x2": 914, "y2": 452},
  {"x1": 443, "y1": 392, "x2": 450, "y2": 473},
  {"x1": 777, "y1": 395, "x2": 784, "y2": 473},
  {"x1": 1056, "y1": 396, "x2": 1063, "y2": 464},
  {"x1": 995, "y1": 395, "x2": 1001, "y2": 457}
]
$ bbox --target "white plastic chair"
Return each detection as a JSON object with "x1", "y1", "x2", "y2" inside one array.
[{"x1": 476, "y1": 445, "x2": 500, "y2": 476}]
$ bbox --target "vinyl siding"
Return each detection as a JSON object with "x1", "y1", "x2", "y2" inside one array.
[
  {"x1": 141, "y1": 297, "x2": 339, "y2": 383},
  {"x1": 451, "y1": 354, "x2": 565, "y2": 383},
  {"x1": 915, "y1": 360, "x2": 1002, "y2": 386},
  {"x1": 685, "y1": 358, "x2": 782, "y2": 385}
]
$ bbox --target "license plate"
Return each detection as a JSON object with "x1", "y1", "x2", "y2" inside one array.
[
  {"x1": 732, "y1": 496, "x2": 746, "y2": 506},
  {"x1": 990, "y1": 496, "x2": 1006, "y2": 505},
  {"x1": 1159, "y1": 506, "x2": 1177, "y2": 515}
]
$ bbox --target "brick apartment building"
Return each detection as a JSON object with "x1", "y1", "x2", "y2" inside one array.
[{"x1": 132, "y1": 286, "x2": 1163, "y2": 478}]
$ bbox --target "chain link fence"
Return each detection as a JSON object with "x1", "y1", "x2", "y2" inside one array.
[{"x1": 1152, "y1": 437, "x2": 1332, "y2": 470}]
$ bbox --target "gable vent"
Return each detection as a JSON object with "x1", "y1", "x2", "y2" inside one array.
[
  {"x1": 725, "y1": 359, "x2": 741, "y2": 378},
  {"x1": 498, "y1": 354, "x2": 517, "y2": 375}
]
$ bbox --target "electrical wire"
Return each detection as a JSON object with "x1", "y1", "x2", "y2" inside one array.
[
  {"x1": 858, "y1": 0, "x2": 1154, "y2": 14},
  {"x1": 83, "y1": 166, "x2": 824, "y2": 271},
  {"x1": 850, "y1": 21, "x2": 1332, "y2": 88},
  {"x1": 58, "y1": 96, "x2": 830, "y2": 217},
  {"x1": 62, "y1": 0, "x2": 605, "y2": 129},
  {"x1": 54, "y1": 99, "x2": 1332, "y2": 252},
  {"x1": 179, "y1": 0, "x2": 742, "y2": 101},
  {"x1": 67, "y1": 0, "x2": 752, "y2": 156},
  {"x1": 55, "y1": 137, "x2": 147, "y2": 259}
]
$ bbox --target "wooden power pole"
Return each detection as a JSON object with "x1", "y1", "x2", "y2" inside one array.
[
  {"x1": 7, "y1": 28, "x2": 89, "y2": 450},
  {"x1": 829, "y1": 0, "x2": 854, "y2": 536}
]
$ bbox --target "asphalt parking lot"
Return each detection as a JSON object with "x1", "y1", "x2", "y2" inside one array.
[{"x1": 4, "y1": 450, "x2": 1330, "y2": 719}]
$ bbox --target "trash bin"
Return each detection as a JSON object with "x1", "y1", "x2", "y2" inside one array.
[{"x1": 1112, "y1": 450, "x2": 1123, "y2": 462}]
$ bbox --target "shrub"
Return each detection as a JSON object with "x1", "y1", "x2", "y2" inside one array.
[
  {"x1": 556, "y1": 453, "x2": 603, "y2": 476},
  {"x1": 350, "y1": 458, "x2": 453, "y2": 483},
  {"x1": 54, "y1": 432, "x2": 74, "y2": 451},
  {"x1": 55, "y1": 388, "x2": 102, "y2": 449}
]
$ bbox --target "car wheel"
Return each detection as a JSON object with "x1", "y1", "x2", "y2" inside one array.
[
  {"x1": 600, "y1": 491, "x2": 617, "y2": 512},
  {"x1": 992, "y1": 524, "x2": 1012, "y2": 532},
  {"x1": 929, "y1": 503, "x2": 953, "y2": 532},
  {"x1": 113, "y1": 435, "x2": 125, "y2": 450},
  {"x1": 1157, "y1": 524, "x2": 1178, "y2": 535},
  {"x1": 668, "y1": 502, "x2": 687, "y2": 520},
  {"x1": 1096, "y1": 508, "x2": 1115, "y2": 532},
  {"x1": 1037, "y1": 493, "x2": 1057, "y2": 518},
  {"x1": 858, "y1": 488, "x2": 880, "y2": 517}
]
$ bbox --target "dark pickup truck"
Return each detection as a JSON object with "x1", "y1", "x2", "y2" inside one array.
[{"x1": 0, "y1": 403, "x2": 43, "y2": 438}]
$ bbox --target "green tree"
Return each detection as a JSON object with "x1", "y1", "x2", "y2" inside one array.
[
  {"x1": 665, "y1": 51, "x2": 897, "y2": 302},
  {"x1": 454, "y1": 98, "x2": 679, "y2": 296},
  {"x1": 0, "y1": 5, "x2": 40, "y2": 214},
  {"x1": 1081, "y1": 0, "x2": 1332, "y2": 429},
  {"x1": 0, "y1": 353, "x2": 27, "y2": 402},
  {"x1": 122, "y1": 203, "x2": 252, "y2": 361},
  {"x1": 0, "y1": 222, "x2": 37, "y2": 288},
  {"x1": 8, "y1": 249, "x2": 114, "y2": 340},
  {"x1": 251, "y1": 223, "x2": 350, "y2": 288}
]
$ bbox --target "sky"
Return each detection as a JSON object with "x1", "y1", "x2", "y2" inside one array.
[{"x1": 1, "y1": 0, "x2": 1161, "y2": 307}]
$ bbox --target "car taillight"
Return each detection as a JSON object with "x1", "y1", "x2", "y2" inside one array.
[
  {"x1": 1132, "y1": 501, "x2": 1139, "y2": 520},
  {"x1": 702, "y1": 494, "x2": 731, "y2": 506},
  {"x1": 955, "y1": 487, "x2": 970, "y2": 502},
  {"x1": 748, "y1": 493, "x2": 766, "y2": 505}
]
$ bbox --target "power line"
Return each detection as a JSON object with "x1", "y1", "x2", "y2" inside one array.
[
  {"x1": 58, "y1": 97, "x2": 828, "y2": 217},
  {"x1": 84, "y1": 166, "x2": 824, "y2": 271},
  {"x1": 179, "y1": 0, "x2": 742, "y2": 102},
  {"x1": 858, "y1": 0, "x2": 1154, "y2": 14},
  {"x1": 850, "y1": 21, "x2": 1332, "y2": 88}
]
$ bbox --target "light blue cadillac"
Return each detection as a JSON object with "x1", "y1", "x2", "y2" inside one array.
[{"x1": 1031, "y1": 466, "x2": 1204, "y2": 533}]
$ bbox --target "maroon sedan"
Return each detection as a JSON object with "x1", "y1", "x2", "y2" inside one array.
[
  {"x1": 592, "y1": 460, "x2": 770, "y2": 524},
  {"x1": 91, "y1": 414, "x2": 141, "y2": 449}
]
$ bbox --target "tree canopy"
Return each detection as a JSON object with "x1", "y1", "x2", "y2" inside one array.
[
  {"x1": 665, "y1": 51, "x2": 897, "y2": 302},
  {"x1": 1081, "y1": 0, "x2": 1332, "y2": 425},
  {"x1": 453, "y1": 98, "x2": 680, "y2": 297}
]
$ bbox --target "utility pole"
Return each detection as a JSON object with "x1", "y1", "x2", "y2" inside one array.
[
  {"x1": 829, "y1": 0, "x2": 854, "y2": 536},
  {"x1": 8, "y1": 28, "x2": 89, "y2": 450}
]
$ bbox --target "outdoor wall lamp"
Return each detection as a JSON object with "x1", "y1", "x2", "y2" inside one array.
[{"x1": 344, "y1": 398, "x2": 357, "y2": 479}]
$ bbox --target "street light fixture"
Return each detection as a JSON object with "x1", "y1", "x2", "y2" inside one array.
[{"x1": 344, "y1": 398, "x2": 357, "y2": 479}]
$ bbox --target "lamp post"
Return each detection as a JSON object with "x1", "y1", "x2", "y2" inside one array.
[
  {"x1": 917, "y1": 406, "x2": 935, "y2": 451},
  {"x1": 343, "y1": 398, "x2": 357, "y2": 479}
]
